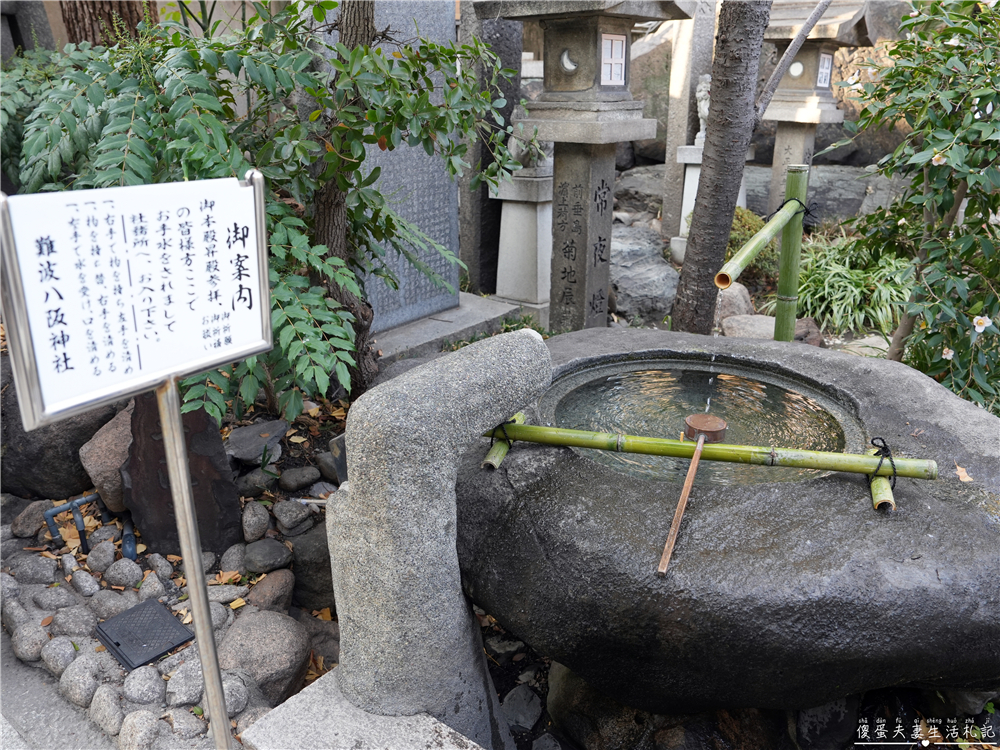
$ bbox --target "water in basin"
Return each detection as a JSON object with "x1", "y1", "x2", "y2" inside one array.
[{"x1": 545, "y1": 361, "x2": 857, "y2": 485}]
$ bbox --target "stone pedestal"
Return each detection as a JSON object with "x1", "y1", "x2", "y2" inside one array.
[
  {"x1": 491, "y1": 165, "x2": 553, "y2": 329},
  {"x1": 767, "y1": 121, "x2": 818, "y2": 214},
  {"x1": 670, "y1": 144, "x2": 754, "y2": 264}
]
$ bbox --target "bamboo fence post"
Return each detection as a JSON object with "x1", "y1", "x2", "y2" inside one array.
[{"x1": 774, "y1": 165, "x2": 809, "y2": 342}]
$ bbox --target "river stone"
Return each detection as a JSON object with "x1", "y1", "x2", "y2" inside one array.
[
  {"x1": 242, "y1": 501, "x2": 270, "y2": 543},
  {"x1": 33, "y1": 584, "x2": 80, "y2": 610},
  {"x1": 118, "y1": 710, "x2": 163, "y2": 750},
  {"x1": 10, "y1": 552, "x2": 59, "y2": 583},
  {"x1": 290, "y1": 606, "x2": 340, "y2": 666},
  {"x1": 1, "y1": 352, "x2": 117, "y2": 499},
  {"x1": 502, "y1": 684, "x2": 543, "y2": 733},
  {"x1": 722, "y1": 314, "x2": 825, "y2": 347},
  {"x1": 86, "y1": 540, "x2": 117, "y2": 573},
  {"x1": 715, "y1": 282, "x2": 754, "y2": 325},
  {"x1": 51, "y1": 603, "x2": 98, "y2": 638},
  {"x1": 315, "y1": 452, "x2": 340, "y2": 484},
  {"x1": 88, "y1": 524, "x2": 121, "y2": 546},
  {"x1": 61, "y1": 553, "x2": 79, "y2": 575},
  {"x1": 1, "y1": 494, "x2": 34, "y2": 524},
  {"x1": 244, "y1": 539, "x2": 292, "y2": 573},
  {"x1": 166, "y1": 653, "x2": 204, "y2": 707},
  {"x1": 60, "y1": 653, "x2": 103, "y2": 707},
  {"x1": 3, "y1": 599, "x2": 31, "y2": 634},
  {"x1": 455, "y1": 328, "x2": 1000, "y2": 713},
  {"x1": 41, "y1": 635, "x2": 79, "y2": 676},
  {"x1": 124, "y1": 665, "x2": 166, "y2": 705},
  {"x1": 121, "y1": 392, "x2": 242, "y2": 556},
  {"x1": 206, "y1": 671, "x2": 250, "y2": 718},
  {"x1": 272, "y1": 500, "x2": 310, "y2": 529},
  {"x1": 220, "y1": 543, "x2": 247, "y2": 576},
  {"x1": 226, "y1": 420, "x2": 287, "y2": 465},
  {"x1": 1, "y1": 571, "x2": 21, "y2": 601},
  {"x1": 216, "y1": 610, "x2": 310, "y2": 705},
  {"x1": 235, "y1": 466, "x2": 279, "y2": 498},
  {"x1": 12, "y1": 622, "x2": 49, "y2": 661},
  {"x1": 145, "y1": 553, "x2": 174, "y2": 581},
  {"x1": 307, "y1": 481, "x2": 338, "y2": 500},
  {"x1": 288, "y1": 524, "x2": 334, "y2": 611},
  {"x1": 162, "y1": 708, "x2": 206, "y2": 739},
  {"x1": 138, "y1": 572, "x2": 166, "y2": 603},
  {"x1": 78, "y1": 402, "x2": 134, "y2": 513},
  {"x1": 246, "y1": 568, "x2": 295, "y2": 613},
  {"x1": 71, "y1": 569, "x2": 101, "y2": 597},
  {"x1": 11, "y1": 500, "x2": 52, "y2": 538},
  {"x1": 610, "y1": 225, "x2": 679, "y2": 324},
  {"x1": 104, "y1": 558, "x2": 143, "y2": 589},
  {"x1": 199, "y1": 584, "x2": 249, "y2": 604},
  {"x1": 277, "y1": 467, "x2": 320, "y2": 493},
  {"x1": 88, "y1": 589, "x2": 133, "y2": 620},
  {"x1": 90, "y1": 684, "x2": 125, "y2": 736}
]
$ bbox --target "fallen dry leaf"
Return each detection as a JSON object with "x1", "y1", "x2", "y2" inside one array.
[
  {"x1": 910, "y1": 428, "x2": 925, "y2": 437},
  {"x1": 289, "y1": 435, "x2": 308, "y2": 444},
  {"x1": 285, "y1": 428, "x2": 298, "y2": 437},
  {"x1": 307, "y1": 406, "x2": 321, "y2": 418},
  {"x1": 95, "y1": 645, "x2": 106, "y2": 652},
  {"x1": 41, "y1": 550, "x2": 59, "y2": 559},
  {"x1": 259, "y1": 432, "x2": 270, "y2": 438},
  {"x1": 136, "y1": 544, "x2": 147, "y2": 554},
  {"x1": 230, "y1": 598, "x2": 246, "y2": 610},
  {"x1": 182, "y1": 612, "x2": 193, "y2": 625},
  {"x1": 955, "y1": 462, "x2": 973, "y2": 482},
  {"x1": 166, "y1": 554, "x2": 182, "y2": 563},
  {"x1": 22, "y1": 546, "x2": 47, "y2": 551},
  {"x1": 314, "y1": 607, "x2": 333, "y2": 621},
  {"x1": 111, "y1": 585, "x2": 125, "y2": 591},
  {"x1": 40, "y1": 616, "x2": 53, "y2": 627},
  {"x1": 216, "y1": 570, "x2": 242, "y2": 585}
]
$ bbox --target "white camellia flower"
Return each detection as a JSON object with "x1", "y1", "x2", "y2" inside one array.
[
  {"x1": 973, "y1": 315, "x2": 993, "y2": 333},
  {"x1": 942, "y1": 347, "x2": 954, "y2": 360}
]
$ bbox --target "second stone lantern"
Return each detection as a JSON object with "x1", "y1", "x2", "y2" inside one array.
[{"x1": 475, "y1": 0, "x2": 693, "y2": 331}]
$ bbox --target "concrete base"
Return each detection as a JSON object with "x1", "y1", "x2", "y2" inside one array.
[
  {"x1": 492, "y1": 297, "x2": 550, "y2": 329},
  {"x1": 669, "y1": 236, "x2": 687, "y2": 265},
  {"x1": 241, "y1": 668, "x2": 485, "y2": 750},
  {"x1": 371, "y1": 292, "x2": 522, "y2": 363}
]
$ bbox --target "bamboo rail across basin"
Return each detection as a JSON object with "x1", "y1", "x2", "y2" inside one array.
[{"x1": 482, "y1": 423, "x2": 938, "y2": 480}]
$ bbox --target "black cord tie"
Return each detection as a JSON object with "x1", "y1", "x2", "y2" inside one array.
[
  {"x1": 490, "y1": 418, "x2": 517, "y2": 448},
  {"x1": 765, "y1": 197, "x2": 819, "y2": 224},
  {"x1": 869, "y1": 437, "x2": 897, "y2": 490}
]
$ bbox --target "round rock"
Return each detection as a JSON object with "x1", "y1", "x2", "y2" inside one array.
[
  {"x1": 210, "y1": 601, "x2": 230, "y2": 630},
  {"x1": 217, "y1": 610, "x2": 310, "y2": 705},
  {"x1": 41, "y1": 635, "x2": 79, "y2": 676},
  {"x1": 88, "y1": 524, "x2": 121, "y2": 546},
  {"x1": 51, "y1": 604, "x2": 98, "y2": 638},
  {"x1": 145, "y1": 553, "x2": 174, "y2": 581},
  {"x1": 220, "y1": 543, "x2": 247, "y2": 576},
  {"x1": 138, "y1": 572, "x2": 165, "y2": 603},
  {"x1": 272, "y1": 500, "x2": 310, "y2": 530},
  {"x1": 10, "y1": 500, "x2": 51, "y2": 538},
  {"x1": 277, "y1": 466, "x2": 320, "y2": 493},
  {"x1": 220, "y1": 671, "x2": 250, "y2": 717},
  {"x1": 118, "y1": 710, "x2": 163, "y2": 750},
  {"x1": 104, "y1": 558, "x2": 143, "y2": 589},
  {"x1": 71, "y1": 569, "x2": 101, "y2": 597},
  {"x1": 162, "y1": 708, "x2": 206, "y2": 739},
  {"x1": 1, "y1": 571, "x2": 21, "y2": 601},
  {"x1": 60, "y1": 653, "x2": 102, "y2": 707},
  {"x1": 244, "y1": 539, "x2": 292, "y2": 573},
  {"x1": 10, "y1": 554, "x2": 59, "y2": 583},
  {"x1": 245, "y1": 568, "x2": 295, "y2": 613},
  {"x1": 502, "y1": 684, "x2": 543, "y2": 732},
  {"x1": 2, "y1": 599, "x2": 31, "y2": 634},
  {"x1": 85, "y1": 540, "x2": 117, "y2": 574},
  {"x1": 12, "y1": 622, "x2": 48, "y2": 661},
  {"x1": 315, "y1": 452, "x2": 340, "y2": 484},
  {"x1": 242, "y1": 501, "x2": 270, "y2": 543},
  {"x1": 124, "y1": 665, "x2": 166, "y2": 706},
  {"x1": 61, "y1": 553, "x2": 80, "y2": 575},
  {"x1": 87, "y1": 589, "x2": 133, "y2": 620},
  {"x1": 34, "y1": 584, "x2": 80, "y2": 610},
  {"x1": 225, "y1": 419, "x2": 288, "y2": 464},
  {"x1": 89, "y1": 684, "x2": 125, "y2": 736},
  {"x1": 166, "y1": 654, "x2": 204, "y2": 707}
]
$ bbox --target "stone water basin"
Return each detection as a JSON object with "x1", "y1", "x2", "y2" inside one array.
[{"x1": 456, "y1": 329, "x2": 1000, "y2": 712}]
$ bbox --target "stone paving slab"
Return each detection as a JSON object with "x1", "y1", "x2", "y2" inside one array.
[{"x1": 241, "y1": 668, "x2": 485, "y2": 750}]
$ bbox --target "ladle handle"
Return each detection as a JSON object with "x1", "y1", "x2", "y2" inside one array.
[{"x1": 657, "y1": 433, "x2": 706, "y2": 577}]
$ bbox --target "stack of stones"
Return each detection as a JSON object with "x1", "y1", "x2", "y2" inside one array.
[{"x1": 0, "y1": 421, "x2": 342, "y2": 750}]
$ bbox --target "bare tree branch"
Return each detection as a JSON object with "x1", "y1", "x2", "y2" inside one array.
[{"x1": 753, "y1": 0, "x2": 834, "y2": 130}]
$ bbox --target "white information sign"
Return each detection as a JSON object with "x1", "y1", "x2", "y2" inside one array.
[
  {"x1": 1, "y1": 173, "x2": 271, "y2": 430},
  {"x1": 817, "y1": 52, "x2": 834, "y2": 88}
]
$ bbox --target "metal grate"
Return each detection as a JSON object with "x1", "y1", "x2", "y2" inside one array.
[{"x1": 95, "y1": 599, "x2": 194, "y2": 671}]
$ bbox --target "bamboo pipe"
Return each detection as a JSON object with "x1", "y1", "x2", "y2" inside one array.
[
  {"x1": 714, "y1": 200, "x2": 799, "y2": 290},
  {"x1": 482, "y1": 412, "x2": 525, "y2": 469},
  {"x1": 481, "y1": 423, "x2": 938, "y2": 480},
  {"x1": 868, "y1": 447, "x2": 897, "y2": 510}
]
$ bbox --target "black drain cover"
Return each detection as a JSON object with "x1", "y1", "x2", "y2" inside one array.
[{"x1": 95, "y1": 599, "x2": 194, "y2": 671}]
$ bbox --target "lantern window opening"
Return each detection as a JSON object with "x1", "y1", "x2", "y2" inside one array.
[{"x1": 601, "y1": 33, "x2": 626, "y2": 86}]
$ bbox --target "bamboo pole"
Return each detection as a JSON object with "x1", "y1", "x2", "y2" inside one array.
[
  {"x1": 481, "y1": 423, "x2": 937, "y2": 480},
  {"x1": 773, "y1": 165, "x2": 809, "y2": 342},
  {"x1": 868, "y1": 448, "x2": 897, "y2": 510},
  {"x1": 482, "y1": 412, "x2": 525, "y2": 469},
  {"x1": 715, "y1": 200, "x2": 799, "y2": 290}
]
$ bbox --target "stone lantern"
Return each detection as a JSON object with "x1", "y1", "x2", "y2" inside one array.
[
  {"x1": 475, "y1": 0, "x2": 694, "y2": 331},
  {"x1": 762, "y1": 0, "x2": 872, "y2": 213}
]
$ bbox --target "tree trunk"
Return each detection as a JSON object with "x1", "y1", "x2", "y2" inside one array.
[
  {"x1": 60, "y1": 1, "x2": 158, "y2": 46},
  {"x1": 672, "y1": 1, "x2": 771, "y2": 335},
  {"x1": 314, "y1": 0, "x2": 379, "y2": 396}
]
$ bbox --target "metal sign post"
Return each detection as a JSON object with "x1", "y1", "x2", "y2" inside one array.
[{"x1": 1, "y1": 170, "x2": 271, "y2": 750}]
